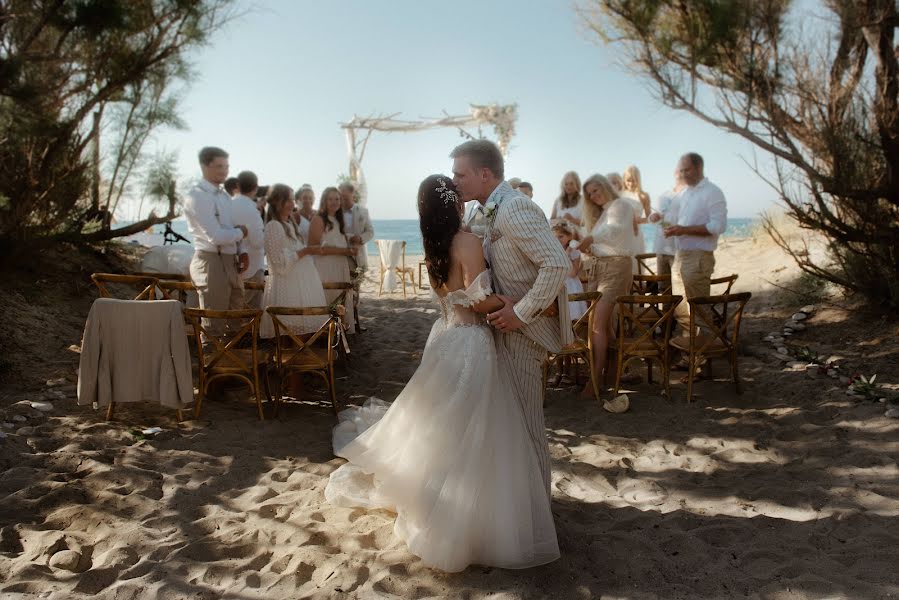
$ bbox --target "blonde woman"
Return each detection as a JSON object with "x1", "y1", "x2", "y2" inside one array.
[
  {"x1": 550, "y1": 171, "x2": 582, "y2": 226},
  {"x1": 260, "y1": 184, "x2": 328, "y2": 338},
  {"x1": 578, "y1": 174, "x2": 636, "y2": 396},
  {"x1": 621, "y1": 165, "x2": 651, "y2": 255}
]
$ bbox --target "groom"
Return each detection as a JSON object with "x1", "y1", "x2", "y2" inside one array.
[{"x1": 451, "y1": 140, "x2": 570, "y2": 498}]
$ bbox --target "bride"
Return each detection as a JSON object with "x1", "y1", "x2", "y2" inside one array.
[{"x1": 324, "y1": 175, "x2": 559, "y2": 573}]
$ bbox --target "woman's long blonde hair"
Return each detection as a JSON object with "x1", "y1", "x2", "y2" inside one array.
[
  {"x1": 581, "y1": 174, "x2": 619, "y2": 233},
  {"x1": 265, "y1": 183, "x2": 300, "y2": 239},
  {"x1": 556, "y1": 171, "x2": 582, "y2": 209}
]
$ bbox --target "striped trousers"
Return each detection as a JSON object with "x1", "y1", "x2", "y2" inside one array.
[{"x1": 496, "y1": 330, "x2": 552, "y2": 499}]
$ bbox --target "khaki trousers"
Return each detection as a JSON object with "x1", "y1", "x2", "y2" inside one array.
[
  {"x1": 672, "y1": 250, "x2": 715, "y2": 333},
  {"x1": 243, "y1": 269, "x2": 265, "y2": 311},
  {"x1": 189, "y1": 251, "x2": 245, "y2": 342},
  {"x1": 496, "y1": 330, "x2": 552, "y2": 500},
  {"x1": 656, "y1": 253, "x2": 675, "y2": 278}
]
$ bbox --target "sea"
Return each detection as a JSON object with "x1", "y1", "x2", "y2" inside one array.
[{"x1": 130, "y1": 218, "x2": 757, "y2": 256}]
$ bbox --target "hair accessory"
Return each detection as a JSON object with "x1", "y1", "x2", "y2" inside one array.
[{"x1": 435, "y1": 178, "x2": 458, "y2": 207}]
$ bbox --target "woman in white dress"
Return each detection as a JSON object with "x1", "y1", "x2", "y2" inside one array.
[
  {"x1": 259, "y1": 184, "x2": 329, "y2": 338},
  {"x1": 550, "y1": 170, "x2": 582, "y2": 227},
  {"x1": 294, "y1": 185, "x2": 316, "y2": 244},
  {"x1": 308, "y1": 187, "x2": 356, "y2": 333},
  {"x1": 578, "y1": 174, "x2": 636, "y2": 395},
  {"x1": 324, "y1": 175, "x2": 559, "y2": 573},
  {"x1": 621, "y1": 165, "x2": 652, "y2": 258}
]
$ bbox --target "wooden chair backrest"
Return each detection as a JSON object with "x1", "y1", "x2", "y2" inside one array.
[
  {"x1": 266, "y1": 306, "x2": 338, "y2": 368},
  {"x1": 686, "y1": 292, "x2": 752, "y2": 355},
  {"x1": 616, "y1": 294, "x2": 683, "y2": 355},
  {"x1": 157, "y1": 279, "x2": 195, "y2": 303},
  {"x1": 568, "y1": 291, "x2": 602, "y2": 345},
  {"x1": 376, "y1": 240, "x2": 407, "y2": 270},
  {"x1": 631, "y1": 274, "x2": 673, "y2": 296},
  {"x1": 635, "y1": 253, "x2": 656, "y2": 275},
  {"x1": 184, "y1": 308, "x2": 263, "y2": 371},
  {"x1": 91, "y1": 273, "x2": 161, "y2": 300},
  {"x1": 132, "y1": 271, "x2": 189, "y2": 282},
  {"x1": 710, "y1": 274, "x2": 738, "y2": 296}
]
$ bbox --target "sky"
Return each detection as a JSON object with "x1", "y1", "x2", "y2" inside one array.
[{"x1": 138, "y1": 0, "x2": 780, "y2": 221}]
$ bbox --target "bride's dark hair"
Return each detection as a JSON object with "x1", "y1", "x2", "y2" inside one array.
[{"x1": 418, "y1": 174, "x2": 461, "y2": 289}]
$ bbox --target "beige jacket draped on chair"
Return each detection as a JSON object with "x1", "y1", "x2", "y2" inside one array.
[{"x1": 77, "y1": 298, "x2": 193, "y2": 409}]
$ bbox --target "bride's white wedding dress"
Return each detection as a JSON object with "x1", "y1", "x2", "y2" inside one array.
[{"x1": 324, "y1": 270, "x2": 559, "y2": 572}]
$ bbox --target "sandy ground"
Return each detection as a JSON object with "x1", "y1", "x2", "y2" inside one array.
[{"x1": 1, "y1": 238, "x2": 898, "y2": 599}]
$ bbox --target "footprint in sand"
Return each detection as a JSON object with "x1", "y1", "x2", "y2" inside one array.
[
  {"x1": 556, "y1": 475, "x2": 616, "y2": 502},
  {"x1": 617, "y1": 477, "x2": 668, "y2": 506}
]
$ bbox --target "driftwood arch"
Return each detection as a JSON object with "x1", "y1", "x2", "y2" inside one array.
[{"x1": 339, "y1": 103, "x2": 518, "y2": 206}]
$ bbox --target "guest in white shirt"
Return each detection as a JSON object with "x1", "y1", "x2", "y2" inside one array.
[
  {"x1": 339, "y1": 182, "x2": 374, "y2": 333},
  {"x1": 183, "y1": 147, "x2": 248, "y2": 342},
  {"x1": 294, "y1": 185, "x2": 316, "y2": 244},
  {"x1": 578, "y1": 173, "x2": 636, "y2": 395},
  {"x1": 231, "y1": 170, "x2": 266, "y2": 309},
  {"x1": 663, "y1": 152, "x2": 728, "y2": 332},
  {"x1": 648, "y1": 170, "x2": 685, "y2": 277},
  {"x1": 462, "y1": 201, "x2": 488, "y2": 238},
  {"x1": 550, "y1": 171, "x2": 582, "y2": 227}
]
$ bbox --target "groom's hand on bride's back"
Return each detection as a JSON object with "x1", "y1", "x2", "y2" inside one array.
[{"x1": 487, "y1": 295, "x2": 525, "y2": 332}]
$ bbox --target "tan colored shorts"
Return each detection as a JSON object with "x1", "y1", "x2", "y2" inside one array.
[{"x1": 591, "y1": 256, "x2": 633, "y2": 304}]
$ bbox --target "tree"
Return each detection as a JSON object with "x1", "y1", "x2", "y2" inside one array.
[
  {"x1": 0, "y1": 0, "x2": 234, "y2": 251},
  {"x1": 579, "y1": 0, "x2": 899, "y2": 306}
]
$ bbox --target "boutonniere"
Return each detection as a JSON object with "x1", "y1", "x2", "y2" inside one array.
[{"x1": 484, "y1": 200, "x2": 499, "y2": 224}]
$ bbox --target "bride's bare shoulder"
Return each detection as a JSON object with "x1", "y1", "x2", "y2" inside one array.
[{"x1": 451, "y1": 230, "x2": 482, "y2": 255}]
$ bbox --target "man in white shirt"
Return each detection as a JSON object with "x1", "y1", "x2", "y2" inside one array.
[
  {"x1": 663, "y1": 152, "x2": 728, "y2": 332},
  {"x1": 648, "y1": 170, "x2": 685, "y2": 277},
  {"x1": 183, "y1": 147, "x2": 248, "y2": 341},
  {"x1": 232, "y1": 170, "x2": 266, "y2": 309},
  {"x1": 339, "y1": 182, "x2": 374, "y2": 332}
]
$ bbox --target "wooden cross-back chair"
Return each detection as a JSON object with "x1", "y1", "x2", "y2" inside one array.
[
  {"x1": 376, "y1": 240, "x2": 416, "y2": 299},
  {"x1": 710, "y1": 274, "x2": 738, "y2": 296},
  {"x1": 266, "y1": 306, "x2": 341, "y2": 415},
  {"x1": 631, "y1": 274, "x2": 672, "y2": 296},
  {"x1": 131, "y1": 271, "x2": 189, "y2": 282},
  {"x1": 542, "y1": 291, "x2": 603, "y2": 404},
  {"x1": 610, "y1": 294, "x2": 682, "y2": 399},
  {"x1": 184, "y1": 308, "x2": 271, "y2": 420},
  {"x1": 634, "y1": 253, "x2": 657, "y2": 276},
  {"x1": 322, "y1": 281, "x2": 353, "y2": 357},
  {"x1": 91, "y1": 273, "x2": 162, "y2": 301},
  {"x1": 669, "y1": 292, "x2": 752, "y2": 402}
]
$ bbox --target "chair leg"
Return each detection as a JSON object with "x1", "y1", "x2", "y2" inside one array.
[
  {"x1": 378, "y1": 269, "x2": 384, "y2": 297},
  {"x1": 105, "y1": 401, "x2": 115, "y2": 421},
  {"x1": 612, "y1": 353, "x2": 623, "y2": 396},
  {"x1": 662, "y1": 356, "x2": 672, "y2": 400},
  {"x1": 194, "y1": 372, "x2": 206, "y2": 419},
  {"x1": 329, "y1": 365, "x2": 338, "y2": 415},
  {"x1": 585, "y1": 351, "x2": 601, "y2": 402},
  {"x1": 176, "y1": 409, "x2": 183, "y2": 422},
  {"x1": 253, "y1": 368, "x2": 265, "y2": 421},
  {"x1": 273, "y1": 369, "x2": 283, "y2": 417},
  {"x1": 686, "y1": 353, "x2": 696, "y2": 403},
  {"x1": 401, "y1": 270, "x2": 407, "y2": 299}
]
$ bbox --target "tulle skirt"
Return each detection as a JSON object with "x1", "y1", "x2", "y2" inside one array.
[{"x1": 325, "y1": 322, "x2": 559, "y2": 572}]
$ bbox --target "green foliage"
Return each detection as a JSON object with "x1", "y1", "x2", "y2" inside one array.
[
  {"x1": 0, "y1": 0, "x2": 235, "y2": 250},
  {"x1": 581, "y1": 0, "x2": 899, "y2": 307}
]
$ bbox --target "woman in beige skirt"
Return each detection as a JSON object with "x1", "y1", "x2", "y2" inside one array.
[
  {"x1": 578, "y1": 174, "x2": 636, "y2": 396},
  {"x1": 307, "y1": 187, "x2": 357, "y2": 332}
]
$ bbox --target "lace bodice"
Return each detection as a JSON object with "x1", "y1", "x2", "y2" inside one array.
[{"x1": 433, "y1": 270, "x2": 492, "y2": 328}]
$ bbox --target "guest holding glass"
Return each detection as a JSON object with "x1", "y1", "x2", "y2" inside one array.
[
  {"x1": 308, "y1": 186, "x2": 357, "y2": 333},
  {"x1": 578, "y1": 174, "x2": 636, "y2": 396},
  {"x1": 259, "y1": 184, "x2": 328, "y2": 338},
  {"x1": 550, "y1": 171, "x2": 582, "y2": 227},
  {"x1": 649, "y1": 170, "x2": 685, "y2": 277}
]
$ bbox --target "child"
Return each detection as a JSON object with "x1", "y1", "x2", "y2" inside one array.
[{"x1": 552, "y1": 220, "x2": 588, "y2": 321}]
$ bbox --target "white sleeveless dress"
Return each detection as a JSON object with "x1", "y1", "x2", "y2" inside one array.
[{"x1": 324, "y1": 270, "x2": 559, "y2": 572}]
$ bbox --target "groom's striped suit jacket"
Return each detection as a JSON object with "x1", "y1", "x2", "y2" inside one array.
[{"x1": 485, "y1": 182, "x2": 571, "y2": 353}]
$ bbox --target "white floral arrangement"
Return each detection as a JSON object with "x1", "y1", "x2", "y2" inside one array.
[
  {"x1": 484, "y1": 200, "x2": 499, "y2": 224},
  {"x1": 470, "y1": 103, "x2": 517, "y2": 156}
]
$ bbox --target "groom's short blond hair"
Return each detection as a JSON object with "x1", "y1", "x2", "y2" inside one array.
[{"x1": 450, "y1": 140, "x2": 504, "y2": 180}]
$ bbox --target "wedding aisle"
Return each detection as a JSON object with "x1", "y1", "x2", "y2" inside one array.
[{"x1": 0, "y1": 244, "x2": 897, "y2": 599}]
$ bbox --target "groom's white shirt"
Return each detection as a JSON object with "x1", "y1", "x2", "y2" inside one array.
[{"x1": 483, "y1": 181, "x2": 571, "y2": 352}]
